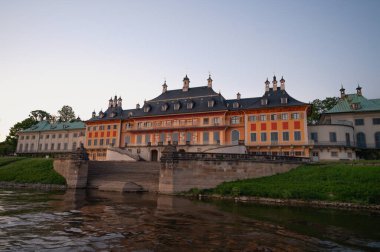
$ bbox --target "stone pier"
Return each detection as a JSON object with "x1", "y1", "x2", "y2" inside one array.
[{"x1": 53, "y1": 146, "x2": 89, "y2": 189}]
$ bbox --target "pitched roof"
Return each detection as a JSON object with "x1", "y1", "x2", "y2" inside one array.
[
  {"x1": 326, "y1": 94, "x2": 380, "y2": 114},
  {"x1": 149, "y1": 86, "x2": 221, "y2": 102},
  {"x1": 88, "y1": 84, "x2": 308, "y2": 121},
  {"x1": 20, "y1": 120, "x2": 85, "y2": 133}
]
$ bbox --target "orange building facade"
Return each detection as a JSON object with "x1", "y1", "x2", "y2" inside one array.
[{"x1": 85, "y1": 75, "x2": 310, "y2": 161}]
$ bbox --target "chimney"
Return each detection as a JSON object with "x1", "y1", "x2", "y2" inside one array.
[
  {"x1": 136, "y1": 103, "x2": 140, "y2": 109},
  {"x1": 356, "y1": 84, "x2": 362, "y2": 96},
  {"x1": 113, "y1": 95, "x2": 117, "y2": 107},
  {"x1": 237, "y1": 92, "x2": 241, "y2": 100},
  {"x1": 265, "y1": 78, "x2": 270, "y2": 92},
  {"x1": 272, "y1": 75, "x2": 278, "y2": 91},
  {"x1": 162, "y1": 80, "x2": 168, "y2": 93},
  {"x1": 117, "y1": 97, "x2": 122, "y2": 107},
  {"x1": 207, "y1": 74, "x2": 213, "y2": 88},
  {"x1": 183, "y1": 75, "x2": 190, "y2": 92},
  {"x1": 108, "y1": 97, "x2": 113, "y2": 108},
  {"x1": 340, "y1": 85, "x2": 346, "y2": 99},
  {"x1": 280, "y1": 76, "x2": 285, "y2": 90},
  {"x1": 92, "y1": 110, "x2": 96, "y2": 118}
]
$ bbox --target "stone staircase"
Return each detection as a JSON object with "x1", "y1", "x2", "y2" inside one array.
[{"x1": 87, "y1": 161, "x2": 160, "y2": 192}]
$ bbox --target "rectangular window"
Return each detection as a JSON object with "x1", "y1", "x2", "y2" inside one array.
[
  {"x1": 261, "y1": 123, "x2": 266, "y2": 130},
  {"x1": 271, "y1": 132, "x2": 278, "y2": 142},
  {"x1": 203, "y1": 118, "x2": 209, "y2": 125},
  {"x1": 311, "y1": 132, "x2": 318, "y2": 142},
  {"x1": 331, "y1": 151, "x2": 338, "y2": 157},
  {"x1": 231, "y1": 116, "x2": 240, "y2": 124},
  {"x1": 113, "y1": 125, "x2": 117, "y2": 129},
  {"x1": 250, "y1": 133, "x2": 257, "y2": 142},
  {"x1": 294, "y1": 131, "x2": 301, "y2": 141},
  {"x1": 106, "y1": 139, "x2": 110, "y2": 145},
  {"x1": 100, "y1": 139, "x2": 104, "y2": 146},
  {"x1": 112, "y1": 139, "x2": 116, "y2": 145},
  {"x1": 57, "y1": 143, "x2": 61, "y2": 150},
  {"x1": 355, "y1": 119, "x2": 364, "y2": 125},
  {"x1": 281, "y1": 113, "x2": 288, "y2": 120},
  {"x1": 291, "y1": 113, "x2": 299, "y2": 119},
  {"x1": 373, "y1": 118, "x2": 380, "y2": 125},
  {"x1": 270, "y1": 114, "x2": 277, "y2": 120},
  {"x1": 172, "y1": 133, "x2": 178, "y2": 143},
  {"x1": 46, "y1": 134, "x2": 50, "y2": 139},
  {"x1": 38, "y1": 144, "x2": 42, "y2": 150},
  {"x1": 213, "y1": 117, "x2": 220, "y2": 125},
  {"x1": 271, "y1": 122, "x2": 277, "y2": 130},
  {"x1": 64, "y1": 143, "x2": 68, "y2": 150},
  {"x1": 73, "y1": 133, "x2": 78, "y2": 138},
  {"x1": 52, "y1": 134, "x2": 56, "y2": 139},
  {"x1": 260, "y1": 115, "x2": 266, "y2": 121},
  {"x1": 45, "y1": 143, "x2": 48, "y2": 150},
  {"x1": 261, "y1": 132, "x2": 267, "y2": 142},
  {"x1": 213, "y1": 131, "x2": 220, "y2": 143},
  {"x1": 107, "y1": 125, "x2": 111, "y2": 130},
  {"x1": 251, "y1": 124, "x2": 256, "y2": 131},
  {"x1": 65, "y1": 133, "x2": 68, "y2": 138},
  {"x1": 203, "y1": 132, "x2": 209, "y2": 144},
  {"x1": 294, "y1": 121, "x2": 301, "y2": 129},
  {"x1": 137, "y1": 135, "x2": 142, "y2": 144},
  {"x1": 329, "y1": 132, "x2": 337, "y2": 142},
  {"x1": 125, "y1": 136, "x2": 130, "y2": 145},
  {"x1": 94, "y1": 139, "x2": 98, "y2": 146},
  {"x1": 186, "y1": 132, "x2": 191, "y2": 142},
  {"x1": 51, "y1": 143, "x2": 54, "y2": 150},
  {"x1": 248, "y1": 115, "x2": 257, "y2": 121},
  {"x1": 87, "y1": 140, "x2": 92, "y2": 146},
  {"x1": 58, "y1": 134, "x2": 62, "y2": 138},
  {"x1": 282, "y1": 122, "x2": 289, "y2": 130},
  {"x1": 282, "y1": 132, "x2": 289, "y2": 141},
  {"x1": 160, "y1": 133, "x2": 165, "y2": 143}
]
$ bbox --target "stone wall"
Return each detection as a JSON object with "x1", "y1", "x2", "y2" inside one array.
[
  {"x1": 53, "y1": 159, "x2": 88, "y2": 189},
  {"x1": 158, "y1": 150, "x2": 306, "y2": 194}
]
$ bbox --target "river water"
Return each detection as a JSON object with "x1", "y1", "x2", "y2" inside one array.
[{"x1": 0, "y1": 189, "x2": 379, "y2": 251}]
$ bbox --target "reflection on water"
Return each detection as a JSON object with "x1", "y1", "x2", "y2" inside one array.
[{"x1": 0, "y1": 189, "x2": 379, "y2": 251}]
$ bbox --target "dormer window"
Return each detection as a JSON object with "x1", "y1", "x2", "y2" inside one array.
[
  {"x1": 281, "y1": 97, "x2": 288, "y2": 104},
  {"x1": 99, "y1": 111, "x2": 104, "y2": 118},
  {"x1": 174, "y1": 103, "x2": 180, "y2": 110},
  {"x1": 110, "y1": 112, "x2": 117, "y2": 117},
  {"x1": 161, "y1": 103, "x2": 169, "y2": 111},
  {"x1": 351, "y1": 103, "x2": 360, "y2": 110},
  {"x1": 143, "y1": 105, "x2": 151, "y2": 113},
  {"x1": 261, "y1": 98, "x2": 268, "y2": 105},
  {"x1": 208, "y1": 100, "x2": 215, "y2": 108},
  {"x1": 128, "y1": 112, "x2": 133, "y2": 117},
  {"x1": 187, "y1": 101, "x2": 194, "y2": 109},
  {"x1": 233, "y1": 102, "x2": 239, "y2": 108}
]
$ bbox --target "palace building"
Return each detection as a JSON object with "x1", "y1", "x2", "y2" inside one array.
[
  {"x1": 85, "y1": 75, "x2": 311, "y2": 161},
  {"x1": 16, "y1": 119, "x2": 85, "y2": 156}
]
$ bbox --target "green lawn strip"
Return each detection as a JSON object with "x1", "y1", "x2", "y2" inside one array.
[
  {"x1": 0, "y1": 157, "x2": 26, "y2": 167},
  {"x1": 202, "y1": 164, "x2": 380, "y2": 204},
  {"x1": 0, "y1": 158, "x2": 66, "y2": 185}
]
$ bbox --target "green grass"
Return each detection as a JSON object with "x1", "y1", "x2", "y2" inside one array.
[
  {"x1": 0, "y1": 158, "x2": 66, "y2": 185},
  {"x1": 0, "y1": 157, "x2": 26, "y2": 167},
  {"x1": 201, "y1": 163, "x2": 380, "y2": 205}
]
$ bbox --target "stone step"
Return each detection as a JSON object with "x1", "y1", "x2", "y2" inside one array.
[{"x1": 98, "y1": 181, "x2": 144, "y2": 192}]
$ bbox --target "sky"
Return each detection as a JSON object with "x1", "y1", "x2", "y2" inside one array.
[{"x1": 1, "y1": 0, "x2": 380, "y2": 141}]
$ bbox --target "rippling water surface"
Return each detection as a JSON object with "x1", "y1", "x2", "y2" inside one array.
[{"x1": 0, "y1": 189, "x2": 379, "y2": 251}]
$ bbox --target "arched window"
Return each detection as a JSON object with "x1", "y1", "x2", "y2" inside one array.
[
  {"x1": 231, "y1": 130, "x2": 240, "y2": 145},
  {"x1": 375, "y1": 132, "x2": 380, "y2": 149},
  {"x1": 356, "y1": 132, "x2": 366, "y2": 148}
]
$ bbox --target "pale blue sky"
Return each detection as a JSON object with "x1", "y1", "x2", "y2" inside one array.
[{"x1": 1, "y1": 0, "x2": 380, "y2": 141}]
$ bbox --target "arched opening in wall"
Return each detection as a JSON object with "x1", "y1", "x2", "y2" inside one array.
[
  {"x1": 231, "y1": 130, "x2": 240, "y2": 145},
  {"x1": 178, "y1": 149, "x2": 186, "y2": 153},
  {"x1": 356, "y1": 132, "x2": 367, "y2": 148},
  {"x1": 375, "y1": 132, "x2": 380, "y2": 148},
  {"x1": 151, "y1": 149, "x2": 158, "y2": 162}
]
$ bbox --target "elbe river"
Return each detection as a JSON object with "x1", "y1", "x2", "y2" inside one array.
[{"x1": 0, "y1": 189, "x2": 379, "y2": 251}]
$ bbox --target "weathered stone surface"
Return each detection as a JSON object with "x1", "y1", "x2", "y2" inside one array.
[
  {"x1": 53, "y1": 159, "x2": 88, "y2": 189},
  {"x1": 98, "y1": 181, "x2": 144, "y2": 192},
  {"x1": 159, "y1": 159, "x2": 300, "y2": 194}
]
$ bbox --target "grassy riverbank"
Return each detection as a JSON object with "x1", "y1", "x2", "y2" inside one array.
[
  {"x1": 198, "y1": 163, "x2": 380, "y2": 205},
  {"x1": 0, "y1": 157, "x2": 66, "y2": 185}
]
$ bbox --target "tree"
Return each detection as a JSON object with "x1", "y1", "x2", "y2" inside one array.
[
  {"x1": 58, "y1": 105, "x2": 76, "y2": 122},
  {"x1": 308, "y1": 97, "x2": 339, "y2": 124},
  {"x1": 30, "y1": 110, "x2": 51, "y2": 121},
  {"x1": 5, "y1": 116, "x2": 37, "y2": 152}
]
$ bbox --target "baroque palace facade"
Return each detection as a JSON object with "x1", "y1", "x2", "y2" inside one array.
[{"x1": 85, "y1": 75, "x2": 310, "y2": 161}]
